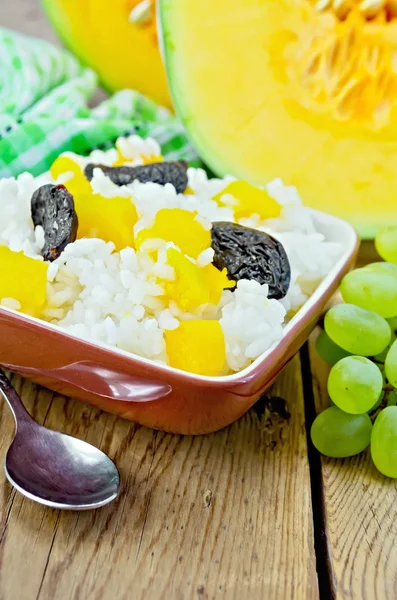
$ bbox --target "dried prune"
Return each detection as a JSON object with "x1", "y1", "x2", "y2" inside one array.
[
  {"x1": 84, "y1": 161, "x2": 189, "y2": 194},
  {"x1": 31, "y1": 184, "x2": 78, "y2": 261},
  {"x1": 211, "y1": 222, "x2": 291, "y2": 299}
]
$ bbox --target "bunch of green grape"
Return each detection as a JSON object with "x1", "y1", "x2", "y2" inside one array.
[{"x1": 312, "y1": 226, "x2": 397, "y2": 478}]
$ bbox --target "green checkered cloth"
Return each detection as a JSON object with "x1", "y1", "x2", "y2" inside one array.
[{"x1": 0, "y1": 27, "x2": 202, "y2": 178}]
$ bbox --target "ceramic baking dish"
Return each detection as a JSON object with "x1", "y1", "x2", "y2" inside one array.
[{"x1": 0, "y1": 208, "x2": 359, "y2": 434}]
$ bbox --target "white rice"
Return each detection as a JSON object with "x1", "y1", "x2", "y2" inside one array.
[{"x1": 0, "y1": 135, "x2": 342, "y2": 374}]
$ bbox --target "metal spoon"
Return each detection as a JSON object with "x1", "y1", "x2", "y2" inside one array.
[{"x1": 0, "y1": 370, "x2": 120, "y2": 510}]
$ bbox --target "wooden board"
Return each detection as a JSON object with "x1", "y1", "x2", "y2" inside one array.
[
  {"x1": 0, "y1": 0, "x2": 60, "y2": 45},
  {"x1": 3, "y1": 3, "x2": 397, "y2": 597},
  {"x1": 2, "y1": 4, "x2": 317, "y2": 597},
  {"x1": 0, "y1": 356, "x2": 319, "y2": 600},
  {"x1": 306, "y1": 242, "x2": 397, "y2": 599},
  {"x1": 308, "y1": 332, "x2": 397, "y2": 600}
]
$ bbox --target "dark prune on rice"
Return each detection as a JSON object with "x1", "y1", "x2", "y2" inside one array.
[
  {"x1": 211, "y1": 222, "x2": 291, "y2": 299},
  {"x1": 31, "y1": 184, "x2": 78, "y2": 262},
  {"x1": 84, "y1": 161, "x2": 189, "y2": 194}
]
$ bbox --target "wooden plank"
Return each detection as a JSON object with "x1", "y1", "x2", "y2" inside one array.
[
  {"x1": 0, "y1": 0, "x2": 61, "y2": 45},
  {"x1": 0, "y1": 377, "x2": 63, "y2": 599},
  {"x1": 0, "y1": 355, "x2": 318, "y2": 600},
  {"x1": 1, "y1": 5, "x2": 319, "y2": 598},
  {"x1": 308, "y1": 331, "x2": 397, "y2": 600}
]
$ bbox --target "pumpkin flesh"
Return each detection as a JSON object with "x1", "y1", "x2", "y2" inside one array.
[{"x1": 160, "y1": 0, "x2": 397, "y2": 237}]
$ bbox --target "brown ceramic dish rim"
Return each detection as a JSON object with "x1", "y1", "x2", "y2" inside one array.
[{"x1": 0, "y1": 207, "x2": 359, "y2": 385}]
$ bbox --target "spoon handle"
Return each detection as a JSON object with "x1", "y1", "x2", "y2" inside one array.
[{"x1": 0, "y1": 370, "x2": 32, "y2": 425}]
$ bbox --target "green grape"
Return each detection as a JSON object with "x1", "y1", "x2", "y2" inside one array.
[
  {"x1": 324, "y1": 304, "x2": 391, "y2": 356},
  {"x1": 375, "y1": 227, "x2": 397, "y2": 264},
  {"x1": 371, "y1": 407, "x2": 397, "y2": 478},
  {"x1": 311, "y1": 406, "x2": 372, "y2": 458},
  {"x1": 328, "y1": 356, "x2": 383, "y2": 414},
  {"x1": 374, "y1": 317, "x2": 397, "y2": 362},
  {"x1": 385, "y1": 340, "x2": 397, "y2": 387},
  {"x1": 373, "y1": 347, "x2": 389, "y2": 363},
  {"x1": 340, "y1": 268, "x2": 397, "y2": 318},
  {"x1": 386, "y1": 390, "x2": 397, "y2": 407},
  {"x1": 315, "y1": 330, "x2": 351, "y2": 366},
  {"x1": 368, "y1": 394, "x2": 383, "y2": 414},
  {"x1": 387, "y1": 316, "x2": 397, "y2": 333},
  {"x1": 364, "y1": 262, "x2": 397, "y2": 276}
]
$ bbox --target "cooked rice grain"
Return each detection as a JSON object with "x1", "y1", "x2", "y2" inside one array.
[{"x1": 0, "y1": 135, "x2": 342, "y2": 374}]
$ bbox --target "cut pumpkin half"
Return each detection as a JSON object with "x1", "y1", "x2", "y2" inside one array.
[
  {"x1": 159, "y1": 0, "x2": 397, "y2": 237},
  {"x1": 42, "y1": 0, "x2": 171, "y2": 107}
]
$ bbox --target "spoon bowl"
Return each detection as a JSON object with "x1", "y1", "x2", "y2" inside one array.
[{"x1": 0, "y1": 370, "x2": 120, "y2": 510}]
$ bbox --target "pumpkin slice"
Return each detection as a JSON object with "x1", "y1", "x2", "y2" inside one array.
[
  {"x1": 42, "y1": 0, "x2": 171, "y2": 107},
  {"x1": 160, "y1": 0, "x2": 397, "y2": 237}
]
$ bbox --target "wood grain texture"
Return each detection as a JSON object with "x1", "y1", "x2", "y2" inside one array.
[
  {"x1": 0, "y1": 0, "x2": 60, "y2": 45},
  {"x1": 1, "y1": 3, "x2": 316, "y2": 598},
  {"x1": 309, "y1": 330, "x2": 397, "y2": 600},
  {"x1": 0, "y1": 357, "x2": 318, "y2": 600},
  {"x1": 2, "y1": 4, "x2": 390, "y2": 599}
]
